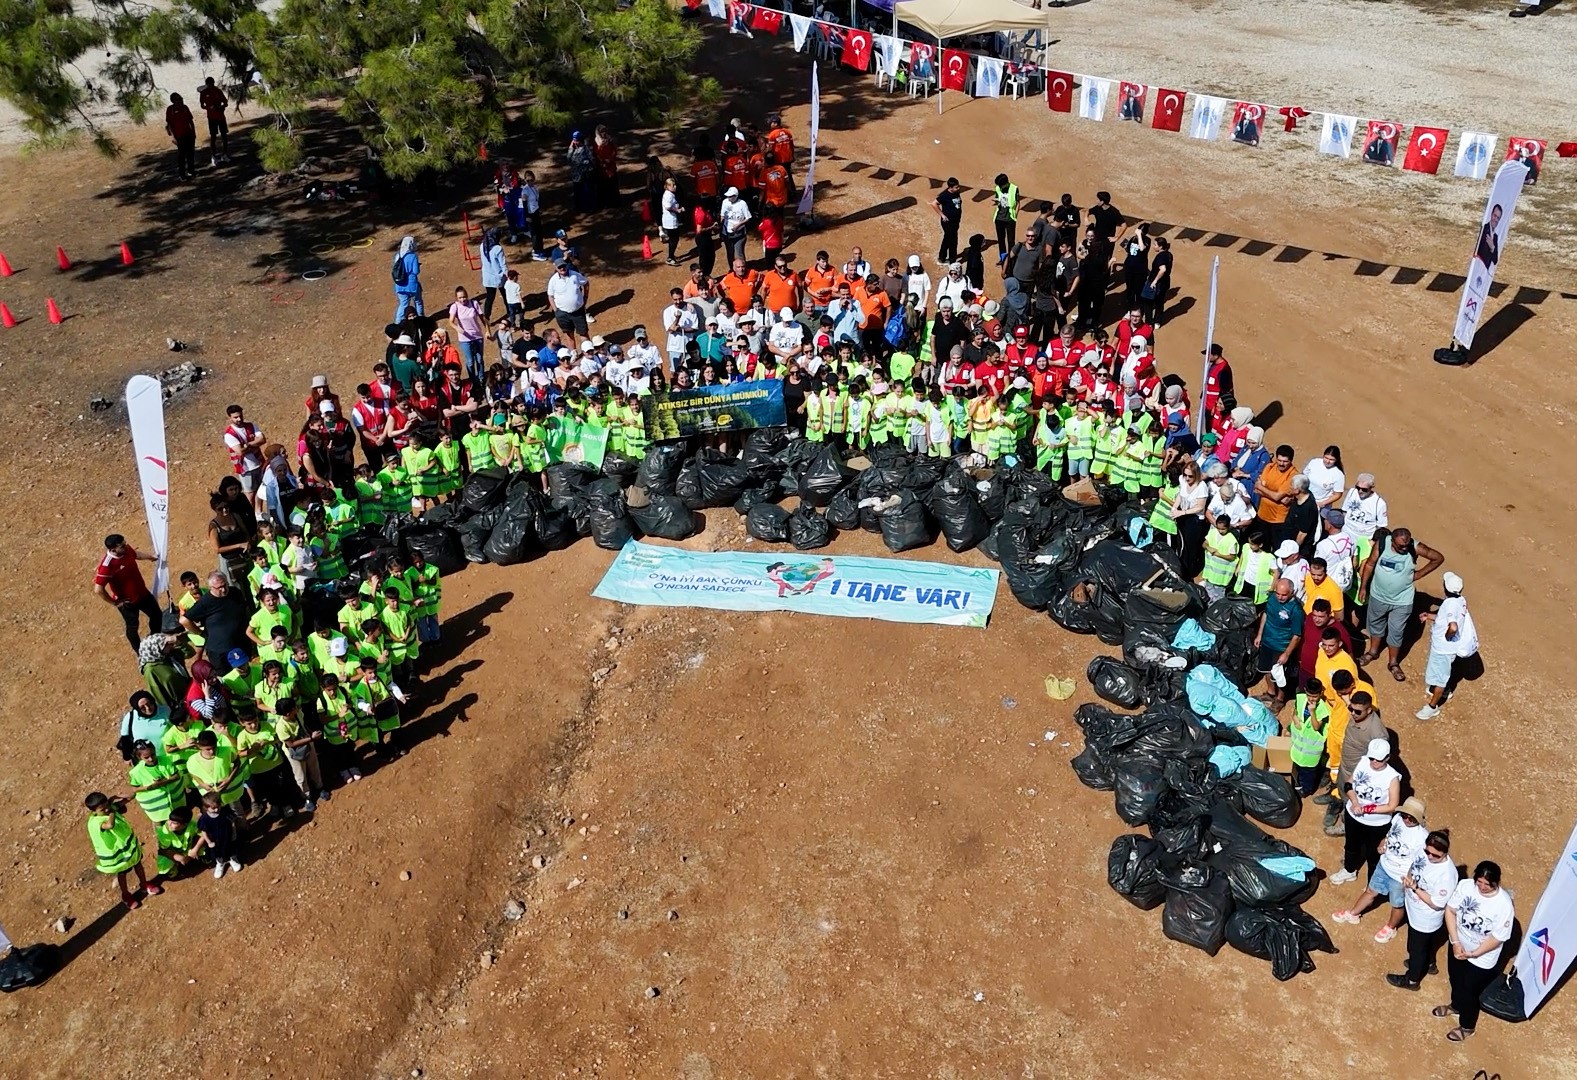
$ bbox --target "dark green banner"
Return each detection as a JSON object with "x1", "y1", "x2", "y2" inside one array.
[{"x1": 642, "y1": 380, "x2": 787, "y2": 442}]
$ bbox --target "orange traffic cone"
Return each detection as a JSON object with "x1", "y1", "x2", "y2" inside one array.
[
  {"x1": 0, "y1": 252, "x2": 12, "y2": 276},
  {"x1": 641, "y1": 234, "x2": 654, "y2": 260},
  {"x1": 46, "y1": 297, "x2": 63, "y2": 324},
  {"x1": 120, "y1": 241, "x2": 135, "y2": 266},
  {"x1": 0, "y1": 302, "x2": 16, "y2": 328},
  {"x1": 55, "y1": 246, "x2": 71, "y2": 271}
]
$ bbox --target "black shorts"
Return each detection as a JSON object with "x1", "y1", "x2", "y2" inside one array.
[
  {"x1": 207, "y1": 113, "x2": 228, "y2": 137},
  {"x1": 554, "y1": 309, "x2": 589, "y2": 337}
]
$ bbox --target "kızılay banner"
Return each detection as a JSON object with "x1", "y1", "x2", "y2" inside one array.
[
  {"x1": 642, "y1": 379, "x2": 787, "y2": 442},
  {"x1": 592, "y1": 542, "x2": 1000, "y2": 627}
]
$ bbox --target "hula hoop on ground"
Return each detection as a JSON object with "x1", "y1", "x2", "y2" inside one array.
[
  {"x1": 262, "y1": 249, "x2": 293, "y2": 264},
  {"x1": 351, "y1": 237, "x2": 375, "y2": 249},
  {"x1": 309, "y1": 242, "x2": 336, "y2": 255},
  {"x1": 331, "y1": 280, "x2": 361, "y2": 294},
  {"x1": 302, "y1": 268, "x2": 328, "y2": 282},
  {"x1": 326, "y1": 231, "x2": 353, "y2": 244}
]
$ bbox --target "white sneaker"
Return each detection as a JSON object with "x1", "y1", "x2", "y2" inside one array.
[
  {"x1": 1415, "y1": 704, "x2": 1441, "y2": 720},
  {"x1": 227, "y1": 858, "x2": 243, "y2": 873},
  {"x1": 1329, "y1": 868, "x2": 1358, "y2": 885},
  {"x1": 213, "y1": 863, "x2": 226, "y2": 880}
]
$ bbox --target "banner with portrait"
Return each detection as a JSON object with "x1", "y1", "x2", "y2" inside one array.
[{"x1": 1453, "y1": 159, "x2": 1529, "y2": 350}]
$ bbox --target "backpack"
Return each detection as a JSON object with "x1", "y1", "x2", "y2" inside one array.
[
  {"x1": 883, "y1": 310, "x2": 911, "y2": 349},
  {"x1": 391, "y1": 255, "x2": 410, "y2": 287}
]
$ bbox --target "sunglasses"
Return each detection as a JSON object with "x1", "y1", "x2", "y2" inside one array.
[{"x1": 1425, "y1": 848, "x2": 1447, "y2": 860}]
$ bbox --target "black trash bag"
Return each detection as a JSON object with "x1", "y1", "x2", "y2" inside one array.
[
  {"x1": 421, "y1": 501, "x2": 461, "y2": 526},
  {"x1": 1080, "y1": 538, "x2": 1190, "y2": 601},
  {"x1": 456, "y1": 506, "x2": 502, "y2": 564},
  {"x1": 1073, "y1": 702, "x2": 1141, "y2": 747},
  {"x1": 1111, "y1": 753, "x2": 1167, "y2": 826},
  {"x1": 733, "y1": 483, "x2": 778, "y2": 514},
  {"x1": 1002, "y1": 557, "x2": 1057, "y2": 611},
  {"x1": 637, "y1": 443, "x2": 689, "y2": 495},
  {"x1": 1479, "y1": 972, "x2": 1529, "y2": 1024},
  {"x1": 995, "y1": 498, "x2": 1058, "y2": 566},
  {"x1": 381, "y1": 511, "x2": 418, "y2": 546},
  {"x1": 534, "y1": 507, "x2": 579, "y2": 551},
  {"x1": 967, "y1": 467, "x2": 1007, "y2": 522},
  {"x1": 796, "y1": 444, "x2": 854, "y2": 508},
  {"x1": 341, "y1": 527, "x2": 388, "y2": 570},
  {"x1": 1229, "y1": 765, "x2": 1302, "y2": 829},
  {"x1": 787, "y1": 505, "x2": 833, "y2": 550},
  {"x1": 1000, "y1": 461, "x2": 1060, "y2": 506},
  {"x1": 1123, "y1": 585, "x2": 1206, "y2": 635},
  {"x1": 1070, "y1": 742, "x2": 1115, "y2": 791},
  {"x1": 627, "y1": 492, "x2": 700, "y2": 541},
  {"x1": 1088, "y1": 656, "x2": 1144, "y2": 710},
  {"x1": 0, "y1": 943, "x2": 59, "y2": 992},
  {"x1": 876, "y1": 488, "x2": 937, "y2": 553},
  {"x1": 484, "y1": 507, "x2": 539, "y2": 565},
  {"x1": 745, "y1": 503, "x2": 791, "y2": 542},
  {"x1": 1108, "y1": 834, "x2": 1168, "y2": 910},
  {"x1": 401, "y1": 524, "x2": 467, "y2": 576},
  {"x1": 460, "y1": 467, "x2": 511, "y2": 513},
  {"x1": 1048, "y1": 577, "x2": 1127, "y2": 645},
  {"x1": 740, "y1": 427, "x2": 791, "y2": 479},
  {"x1": 1205, "y1": 804, "x2": 1317, "y2": 908},
  {"x1": 866, "y1": 442, "x2": 911, "y2": 467},
  {"x1": 1162, "y1": 871, "x2": 1233, "y2": 956},
  {"x1": 901, "y1": 456, "x2": 948, "y2": 501},
  {"x1": 1150, "y1": 817, "x2": 1210, "y2": 860},
  {"x1": 586, "y1": 489, "x2": 637, "y2": 551},
  {"x1": 545, "y1": 461, "x2": 602, "y2": 498},
  {"x1": 826, "y1": 485, "x2": 861, "y2": 531},
  {"x1": 551, "y1": 493, "x2": 593, "y2": 537},
  {"x1": 1226, "y1": 906, "x2": 1336, "y2": 981},
  {"x1": 1201, "y1": 594, "x2": 1261, "y2": 633},
  {"x1": 677, "y1": 450, "x2": 753, "y2": 509},
  {"x1": 601, "y1": 451, "x2": 640, "y2": 487},
  {"x1": 928, "y1": 474, "x2": 991, "y2": 553},
  {"x1": 1122, "y1": 700, "x2": 1217, "y2": 761},
  {"x1": 773, "y1": 436, "x2": 821, "y2": 472},
  {"x1": 505, "y1": 478, "x2": 546, "y2": 517}
]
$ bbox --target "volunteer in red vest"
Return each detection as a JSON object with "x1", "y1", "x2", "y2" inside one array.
[
  {"x1": 222, "y1": 405, "x2": 267, "y2": 495},
  {"x1": 95, "y1": 533, "x2": 162, "y2": 654},
  {"x1": 1202, "y1": 342, "x2": 1235, "y2": 419},
  {"x1": 1114, "y1": 309, "x2": 1154, "y2": 358},
  {"x1": 350, "y1": 383, "x2": 393, "y2": 470}
]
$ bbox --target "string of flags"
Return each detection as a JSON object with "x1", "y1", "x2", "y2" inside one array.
[{"x1": 688, "y1": 0, "x2": 1577, "y2": 183}]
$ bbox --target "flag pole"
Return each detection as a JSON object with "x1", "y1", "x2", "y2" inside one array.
[
  {"x1": 1196, "y1": 256, "x2": 1220, "y2": 439},
  {"x1": 937, "y1": 35, "x2": 944, "y2": 115}
]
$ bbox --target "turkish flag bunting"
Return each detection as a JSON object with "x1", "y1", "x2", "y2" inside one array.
[
  {"x1": 817, "y1": 21, "x2": 843, "y2": 50},
  {"x1": 1045, "y1": 70, "x2": 1075, "y2": 112},
  {"x1": 840, "y1": 28, "x2": 872, "y2": 70},
  {"x1": 1402, "y1": 126, "x2": 1448, "y2": 174},
  {"x1": 1506, "y1": 136, "x2": 1546, "y2": 164},
  {"x1": 749, "y1": 7, "x2": 782, "y2": 33},
  {"x1": 1557, "y1": 142, "x2": 1577, "y2": 158},
  {"x1": 1279, "y1": 106, "x2": 1309, "y2": 133},
  {"x1": 1151, "y1": 88, "x2": 1184, "y2": 131},
  {"x1": 940, "y1": 49, "x2": 970, "y2": 92},
  {"x1": 685, "y1": 0, "x2": 701, "y2": 8}
]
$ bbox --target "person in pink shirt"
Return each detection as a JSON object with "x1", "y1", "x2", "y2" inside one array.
[{"x1": 448, "y1": 287, "x2": 488, "y2": 387}]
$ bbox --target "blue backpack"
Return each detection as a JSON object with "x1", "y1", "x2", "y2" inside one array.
[{"x1": 883, "y1": 310, "x2": 911, "y2": 348}]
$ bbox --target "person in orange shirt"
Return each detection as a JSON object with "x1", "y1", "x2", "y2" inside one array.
[
  {"x1": 718, "y1": 257, "x2": 761, "y2": 314},
  {"x1": 760, "y1": 161, "x2": 791, "y2": 213},
  {"x1": 721, "y1": 151, "x2": 751, "y2": 199},
  {"x1": 760, "y1": 256, "x2": 801, "y2": 313},
  {"x1": 1254, "y1": 443, "x2": 1298, "y2": 528},
  {"x1": 801, "y1": 251, "x2": 842, "y2": 314},
  {"x1": 765, "y1": 113, "x2": 795, "y2": 166},
  {"x1": 681, "y1": 264, "x2": 709, "y2": 300},
  {"x1": 857, "y1": 275, "x2": 892, "y2": 357},
  {"x1": 690, "y1": 141, "x2": 719, "y2": 203}
]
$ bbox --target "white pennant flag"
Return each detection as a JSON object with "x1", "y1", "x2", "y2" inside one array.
[
  {"x1": 874, "y1": 34, "x2": 901, "y2": 78},
  {"x1": 1319, "y1": 114, "x2": 1356, "y2": 158},
  {"x1": 797, "y1": 62, "x2": 820, "y2": 217},
  {"x1": 706, "y1": 0, "x2": 725, "y2": 19},
  {"x1": 1189, "y1": 95, "x2": 1225, "y2": 140},
  {"x1": 126, "y1": 375, "x2": 171, "y2": 598},
  {"x1": 975, "y1": 57, "x2": 1005, "y2": 99},
  {"x1": 1454, "y1": 131, "x2": 1497, "y2": 180},
  {"x1": 1078, "y1": 77, "x2": 1110, "y2": 121},
  {"x1": 789, "y1": 13, "x2": 812, "y2": 52}
]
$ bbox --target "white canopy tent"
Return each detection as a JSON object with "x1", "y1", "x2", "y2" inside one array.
[{"x1": 892, "y1": 0, "x2": 1049, "y2": 39}]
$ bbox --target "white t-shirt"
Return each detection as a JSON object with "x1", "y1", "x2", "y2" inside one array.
[
  {"x1": 768, "y1": 321, "x2": 805, "y2": 356},
  {"x1": 1340, "y1": 487, "x2": 1389, "y2": 540},
  {"x1": 626, "y1": 340, "x2": 662, "y2": 374},
  {"x1": 904, "y1": 270, "x2": 933, "y2": 309},
  {"x1": 1277, "y1": 558, "x2": 1309, "y2": 602},
  {"x1": 1447, "y1": 881, "x2": 1515, "y2": 969},
  {"x1": 1431, "y1": 595, "x2": 1479, "y2": 657},
  {"x1": 661, "y1": 303, "x2": 698, "y2": 358},
  {"x1": 545, "y1": 270, "x2": 588, "y2": 314},
  {"x1": 661, "y1": 189, "x2": 682, "y2": 232},
  {"x1": 1403, "y1": 853, "x2": 1460, "y2": 933},
  {"x1": 1303, "y1": 459, "x2": 1346, "y2": 504},
  {"x1": 1378, "y1": 813, "x2": 1429, "y2": 878},
  {"x1": 1347, "y1": 760, "x2": 1399, "y2": 827},
  {"x1": 503, "y1": 278, "x2": 523, "y2": 305},
  {"x1": 719, "y1": 197, "x2": 752, "y2": 235},
  {"x1": 1208, "y1": 482, "x2": 1256, "y2": 528},
  {"x1": 1314, "y1": 532, "x2": 1357, "y2": 591}
]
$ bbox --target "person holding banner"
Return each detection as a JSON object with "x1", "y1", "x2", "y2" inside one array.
[
  {"x1": 95, "y1": 534, "x2": 164, "y2": 654},
  {"x1": 1435, "y1": 861, "x2": 1516, "y2": 1041}
]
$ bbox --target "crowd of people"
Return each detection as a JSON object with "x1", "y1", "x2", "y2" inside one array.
[{"x1": 87, "y1": 103, "x2": 1514, "y2": 1041}]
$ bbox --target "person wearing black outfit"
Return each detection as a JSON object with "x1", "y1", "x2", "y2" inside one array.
[
  {"x1": 962, "y1": 234, "x2": 988, "y2": 292},
  {"x1": 1052, "y1": 194, "x2": 1081, "y2": 250},
  {"x1": 1030, "y1": 252, "x2": 1063, "y2": 343},
  {"x1": 781, "y1": 366, "x2": 812, "y2": 435},
  {"x1": 1143, "y1": 237, "x2": 1174, "y2": 326},
  {"x1": 932, "y1": 178, "x2": 964, "y2": 264},
  {"x1": 1075, "y1": 242, "x2": 1109, "y2": 330},
  {"x1": 930, "y1": 304, "x2": 966, "y2": 368},
  {"x1": 1117, "y1": 223, "x2": 1152, "y2": 310},
  {"x1": 1088, "y1": 190, "x2": 1126, "y2": 245}
]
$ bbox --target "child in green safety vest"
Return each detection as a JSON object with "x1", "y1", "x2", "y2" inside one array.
[
  {"x1": 948, "y1": 387, "x2": 969, "y2": 455},
  {"x1": 126, "y1": 740, "x2": 183, "y2": 828},
  {"x1": 352, "y1": 655, "x2": 409, "y2": 759},
  {"x1": 154, "y1": 805, "x2": 199, "y2": 880},
  {"x1": 380, "y1": 585, "x2": 419, "y2": 686},
  {"x1": 1200, "y1": 514, "x2": 1242, "y2": 599},
  {"x1": 275, "y1": 697, "x2": 326, "y2": 811},
  {"x1": 254, "y1": 517, "x2": 286, "y2": 568},
  {"x1": 405, "y1": 549, "x2": 442, "y2": 648},
  {"x1": 1148, "y1": 468, "x2": 1181, "y2": 540},
  {"x1": 353, "y1": 464, "x2": 386, "y2": 528},
  {"x1": 187, "y1": 728, "x2": 247, "y2": 809},
  {"x1": 1033, "y1": 407, "x2": 1068, "y2": 480},
  {"x1": 175, "y1": 571, "x2": 208, "y2": 650},
  {"x1": 235, "y1": 709, "x2": 298, "y2": 818},
  {"x1": 1065, "y1": 400, "x2": 1095, "y2": 479},
  {"x1": 986, "y1": 400, "x2": 1017, "y2": 464},
  {"x1": 317, "y1": 672, "x2": 363, "y2": 785},
  {"x1": 159, "y1": 711, "x2": 202, "y2": 788},
  {"x1": 1288, "y1": 678, "x2": 1331, "y2": 797},
  {"x1": 376, "y1": 458, "x2": 411, "y2": 520},
  {"x1": 1234, "y1": 530, "x2": 1278, "y2": 604},
  {"x1": 434, "y1": 430, "x2": 463, "y2": 497},
  {"x1": 402, "y1": 431, "x2": 442, "y2": 512},
  {"x1": 84, "y1": 791, "x2": 158, "y2": 909},
  {"x1": 846, "y1": 381, "x2": 872, "y2": 453}
]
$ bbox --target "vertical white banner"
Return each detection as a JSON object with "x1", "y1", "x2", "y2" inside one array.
[
  {"x1": 1189, "y1": 95, "x2": 1225, "y2": 140},
  {"x1": 126, "y1": 375, "x2": 170, "y2": 597},
  {"x1": 1196, "y1": 256, "x2": 1219, "y2": 437},
  {"x1": 1516, "y1": 818, "x2": 1577, "y2": 1018},
  {"x1": 797, "y1": 61, "x2": 820, "y2": 217},
  {"x1": 1453, "y1": 159, "x2": 1528, "y2": 350}
]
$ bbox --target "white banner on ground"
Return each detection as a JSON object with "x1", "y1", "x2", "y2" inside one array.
[
  {"x1": 1189, "y1": 95, "x2": 1225, "y2": 140},
  {"x1": 126, "y1": 375, "x2": 170, "y2": 597},
  {"x1": 1319, "y1": 113, "x2": 1356, "y2": 157},
  {"x1": 1453, "y1": 159, "x2": 1527, "y2": 350},
  {"x1": 1515, "y1": 818, "x2": 1577, "y2": 1018},
  {"x1": 797, "y1": 61, "x2": 820, "y2": 217},
  {"x1": 1454, "y1": 131, "x2": 1498, "y2": 180}
]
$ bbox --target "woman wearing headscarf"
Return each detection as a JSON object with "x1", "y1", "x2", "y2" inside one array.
[
  {"x1": 391, "y1": 236, "x2": 423, "y2": 319},
  {"x1": 479, "y1": 228, "x2": 508, "y2": 323},
  {"x1": 138, "y1": 633, "x2": 192, "y2": 710},
  {"x1": 1215, "y1": 405, "x2": 1255, "y2": 464},
  {"x1": 1229, "y1": 426, "x2": 1272, "y2": 502}
]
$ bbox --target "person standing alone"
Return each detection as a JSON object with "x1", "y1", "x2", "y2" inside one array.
[
  {"x1": 933, "y1": 178, "x2": 964, "y2": 265},
  {"x1": 94, "y1": 534, "x2": 162, "y2": 654},
  {"x1": 165, "y1": 92, "x2": 198, "y2": 180},
  {"x1": 992, "y1": 173, "x2": 1019, "y2": 258}
]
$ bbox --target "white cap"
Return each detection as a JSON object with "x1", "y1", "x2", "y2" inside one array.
[
  {"x1": 724, "y1": 186, "x2": 740, "y2": 197},
  {"x1": 318, "y1": 400, "x2": 336, "y2": 414},
  {"x1": 581, "y1": 341, "x2": 595, "y2": 352},
  {"x1": 392, "y1": 334, "x2": 415, "y2": 347},
  {"x1": 983, "y1": 300, "x2": 999, "y2": 318},
  {"x1": 330, "y1": 637, "x2": 348, "y2": 657},
  {"x1": 779, "y1": 306, "x2": 794, "y2": 321},
  {"x1": 557, "y1": 347, "x2": 572, "y2": 359},
  {"x1": 1367, "y1": 738, "x2": 1391, "y2": 761},
  {"x1": 525, "y1": 348, "x2": 540, "y2": 360},
  {"x1": 1011, "y1": 376, "x2": 1031, "y2": 390},
  {"x1": 908, "y1": 254, "x2": 921, "y2": 268},
  {"x1": 591, "y1": 335, "x2": 606, "y2": 347},
  {"x1": 1442, "y1": 571, "x2": 1464, "y2": 594},
  {"x1": 311, "y1": 374, "x2": 329, "y2": 388},
  {"x1": 1275, "y1": 540, "x2": 1300, "y2": 559}
]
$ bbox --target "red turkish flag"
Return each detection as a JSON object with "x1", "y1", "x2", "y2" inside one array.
[
  {"x1": 749, "y1": 7, "x2": 782, "y2": 33},
  {"x1": 1361, "y1": 120, "x2": 1401, "y2": 166},
  {"x1": 841, "y1": 28, "x2": 872, "y2": 71},
  {"x1": 1117, "y1": 82, "x2": 1147, "y2": 122},
  {"x1": 939, "y1": 49, "x2": 970, "y2": 92},
  {"x1": 1045, "y1": 70, "x2": 1074, "y2": 113},
  {"x1": 1506, "y1": 136, "x2": 1547, "y2": 183},
  {"x1": 1402, "y1": 126, "x2": 1448, "y2": 174},
  {"x1": 1557, "y1": 142, "x2": 1577, "y2": 158},
  {"x1": 1150, "y1": 88, "x2": 1184, "y2": 131}
]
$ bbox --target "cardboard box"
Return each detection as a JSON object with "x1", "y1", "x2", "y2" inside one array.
[{"x1": 1252, "y1": 736, "x2": 1295, "y2": 775}]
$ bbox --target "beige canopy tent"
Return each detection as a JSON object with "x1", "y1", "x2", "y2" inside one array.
[{"x1": 892, "y1": 0, "x2": 1050, "y2": 39}]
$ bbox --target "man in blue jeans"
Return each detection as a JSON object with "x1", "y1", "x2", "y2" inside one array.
[{"x1": 448, "y1": 286, "x2": 488, "y2": 386}]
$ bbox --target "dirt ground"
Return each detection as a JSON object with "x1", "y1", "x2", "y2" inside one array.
[{"x1": 0, "y1": 5, "x2": 1575, "y2": 1079}]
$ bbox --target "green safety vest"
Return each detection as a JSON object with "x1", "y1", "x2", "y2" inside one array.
[
  {"x1": 88, "y1": 811, "x2": 142, "y2": 874},
  {"x1": 804, "y1": 393, "x2": 825, "y2": 441},
  {"x1": 824, "y1": 390, "x2": 849, "y2": 434},
  {"x1": 1035, "y1": 416, "x2": 1067, "y2": 478},
  {"x1": 1202, "y1": 528, "x2": 1241, "y2": 586},
  {"x1": 325, "y1": 498, "x2": 357, "y2": 544},
  {"x1": 1117, "y1": 438, "x2": 1147, "y2": 493},
  {"x1": 128, "y1": 759, "x2": 181, "y2": 823},
  {"x1": 405, "y1": 564, "x2": 441, "y2": 618},
  {"x1": 381, "y1": 602, "x2": 418, "y2": 661},
  {"x1": 155, "y1": 818, "x2": 198, "y2": 876},
  {"x1": 988, "y1": 416, "x2": 1017, "y2": 461},
  {"x1": 1140, "y1": 433, "x2": 1166, "y2": 489},
  {"x1": 1289, "y1": 694, "x2": 1331, "y2": 767},
  {"x1": 315, "y1": 530, "x2": 348, "y2": 581},
  {"x1": 355, "y1": 477, "x2": 386, "y2": 526},
  {"x1": 462, "y1": 431, "x2": 495, "y2": 472},
  {"x1": 889, "y1": 351, "x2": 917, "y2": 384},
  {"x1": 1090, "y1": 424, "x2": 1118, "y2": 476},
  {"x1": 352, "y1": 675, "x2": 402, "y2": 733},
  {"x1": 338, "y1": 601, "x2": 374, "y2": 641},
  {"x1": 377, "y1": 464, "x2": 411, "y2": 516},
  {"x1": 317, "y1": 687, "x2": 357, "y2": 744},
  {"x1": 1065, "y1": 415, "x2": 1096, "y2": 461},
  {"x1": 1148, "y1": 483, "x2": 1180, "y2": 536},
  {"x1": 995, "y1": 183, "x2": 1019, "y2": 221},
  {"x1": 1235, "y1": 547, "x2": 1278, "y2": 603}
]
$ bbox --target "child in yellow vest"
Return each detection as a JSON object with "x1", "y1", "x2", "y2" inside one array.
[{"x1": 84, "y1": 791, "x2": 158, "y2": 909}]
